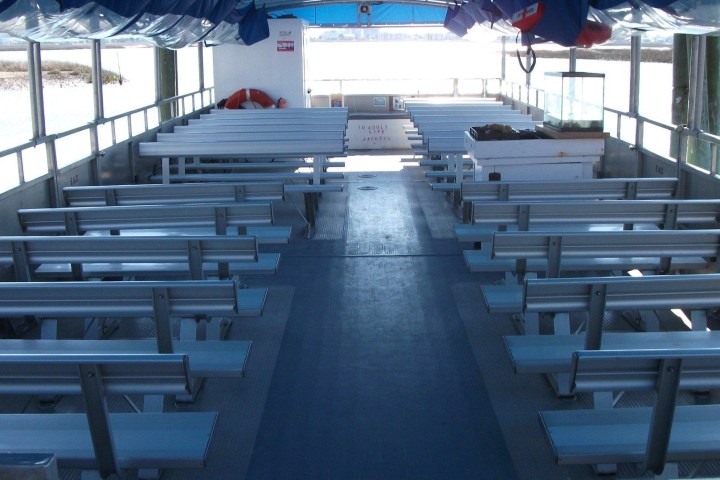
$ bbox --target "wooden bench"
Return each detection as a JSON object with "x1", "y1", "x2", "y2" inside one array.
[
  {"x1": 0, "y1": 353, "x2": 216, "y2": 478},
  {"x1": 505, "y1": 272, "x2": 720, "y2": 395},
  {"x1": 0, "y1": 235, "x2": 279, "y2": 282},
  {"x1": 18, "y1": 202, "x2": 291, "y2": 244},
  {"x1": 456, "y1": 198, "x2": 720, "y2": 246},
  {"x1": 539, "y1": 348, "x2": 720, "y2": 477}
]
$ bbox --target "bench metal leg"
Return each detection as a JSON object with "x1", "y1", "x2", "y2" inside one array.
[
  {"x1": 304, "y1": 192, "x2": 317, "y2": 228},
  {"x1": 592, "y1": 390, "x2": 618, "y2": 476},
  {"x1": 206, "y1": 316, "x2": 231, "y2": 341},
  {"x1": 139, "y1": 396, "x2": 163, "y2": 479},
  {"x1": 552, "y1": 313, "x2": 570, "y2": 335}
]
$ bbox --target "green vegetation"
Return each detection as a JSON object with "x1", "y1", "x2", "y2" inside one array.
[{"x1": 0, "y1": 60, "x2": 123, "y2": 89}]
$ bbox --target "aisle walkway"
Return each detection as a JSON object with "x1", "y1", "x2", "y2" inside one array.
[{"x1": 244, "y1": 154, "x2": 519, "y2": 479}]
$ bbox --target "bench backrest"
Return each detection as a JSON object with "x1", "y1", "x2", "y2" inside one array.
[
  {"x1": 0, "y1": 235, "x2": 258, "y2": 281},
  {"x1": 18, "y1": 202, "x2": 273, "y2": 235},
  {"x1": 0, "y1": 353, "x2": 190, "y2": 395},
  {"x1": 156, "y1": 131, "x2": 345, "y2": 143},
  {"x1": 0, "y1": 280, "x2": 241, "y2": 353},
  {"x1": 491, "y1": 229, "x2": 720, "y2": 277},
  {"x1": 207, "y1": 107, "x2": 348, "y2": 116},
  {"x1": 525, "y1": 274, "x2": 720, "y2": 350},
  {"x1": 461, "y1": 178, "x2": 678, "y2": 202},
  {"x1": 138, "y1": 138, "x2": 347, "y2": 158},
  {"x1": 471, "y1": 199, "x2": 720, "y2": 230},
  {"x1": 569, "y1": 347, "x2": 720, "y2": 475},
  {"x1": 64, "y1": 182, "x2": 285, "y2": 207},
  {"x1": 570, "y1": 348, "x2": 720, "y2": 394},
  {"x1": 188, "y1": 117, "x2": 347, "y2": 126},
  {"x1": 173, "y1": 124, "x2": 348, "y2": 134},
  {"x1": 0, "y1": 352, "x2": 192, "y2": 477},
  {"x1": 525, "y1": 274, "x2": 720, "y2": 314}
]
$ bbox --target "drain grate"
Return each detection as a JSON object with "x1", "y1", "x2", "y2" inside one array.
[
  {"x1": 357, "y1": 186, "x2": 378, "y2": 191},
  {"x1": 358, "y1": 173, "x2": 377, "y2": 178}
]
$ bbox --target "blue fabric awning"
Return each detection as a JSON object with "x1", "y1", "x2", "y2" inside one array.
[{"x1": 0, "y1": 0, "x2": 717, "y2": 48}]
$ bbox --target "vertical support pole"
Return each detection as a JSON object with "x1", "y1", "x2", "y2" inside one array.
[
  {"x1": 198, "y1": 43, "x2": 205, "y2": 93},
  {"x1": 78, "y1": 363, "x2": 120, "y2": 479},
  {"x1": 187, "y1": 239, "x2": 204, "y2": 280},
  {"x1": 584, "y1": 283, "x2": 608, "y2": 350},
  {"x1": 151, "y1": 287, "x2": 174, "y2": 354},
  {"x1": 214, "y1": 206, "x2": 228, "y2": 235},
  {"x1": 643, "y1": 358, "x2": 682, "y2": 476},
  {"x1": 568, "y1": 47, "x2": 577, "y2": 72},
  {"x1": 546, "y1": 236, "x2": 562, "y2": 279},
  {"x1": 10, "y1": 241, "x2": 32, "y2": 282},
  {"x1": 90, "y1": 40, "x2": 104, "y2": 186},
  {"x1": 27, "y1": 41, "x2": 45, "y2": 140},
  {"x1": 156, "y1": 48, "x2": 177, "y2": 123},
  {"x1": 630, "y1": 35, "x2": 642, "y2": 177},
  {"x1": 501, "y1": 37, "x2": 507, "y2": 83}
]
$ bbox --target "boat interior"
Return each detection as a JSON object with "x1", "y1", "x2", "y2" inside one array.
[{"x1": 0, "y1": 1, "x2": 719, "y2": 479}]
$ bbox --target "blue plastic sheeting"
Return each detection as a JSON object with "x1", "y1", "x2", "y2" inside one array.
[
  {"x1": 447, "y1": 0, "x2": 719, "y2": 46},
  {"x1": 0, "y1": 0, "x2": 718, "y2": 47},
  {"x1": 0, "y1": 0, "x2": 268, "y2": 48},
  {"x1": 274, "y1": 4, "x2": 447, "y2": 26}
]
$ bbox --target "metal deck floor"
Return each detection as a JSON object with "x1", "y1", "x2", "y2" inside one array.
[{"x1": 54, "y1": 152, "x2": 720, "y2": 479}]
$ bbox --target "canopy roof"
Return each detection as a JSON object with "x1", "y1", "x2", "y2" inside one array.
[{"x1": 0, "y1": 0, "x2": 717, "y2": 48}]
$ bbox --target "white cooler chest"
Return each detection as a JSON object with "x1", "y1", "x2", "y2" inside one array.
[{"x1": 464, "y1": 131, "x2": 604, "y2": 181}]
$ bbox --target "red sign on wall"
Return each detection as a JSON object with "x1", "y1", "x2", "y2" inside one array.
[{"x1": 277, "y1": 40, "x2": 294, "y2": 52}]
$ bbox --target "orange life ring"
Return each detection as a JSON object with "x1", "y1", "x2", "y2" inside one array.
[{"x1": 224, "y1": 88, "x2": 275, "y2": 109}]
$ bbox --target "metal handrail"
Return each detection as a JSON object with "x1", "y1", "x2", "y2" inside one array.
[
  {"x1": 0, "y1": 88, "x2": 215, "y2": 195},
  {"x1": 502, "y1": 79, "x2": 720, "y2": 176}
]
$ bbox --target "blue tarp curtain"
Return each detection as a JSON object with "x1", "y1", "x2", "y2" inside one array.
[
  {"x1": 0, "y1": 0, "x2": 717, "y2": 47},
  {"x1": 0, "y1": 0, "x2": 269, "y2": 47},
  {"x1": 446, "y1": 0, "x2": 720, "y2": 46}
]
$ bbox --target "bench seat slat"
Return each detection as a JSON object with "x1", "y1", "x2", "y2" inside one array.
[
  {"x1": 150, "y1": 172, "x2": 344, "y2": 183},
  {"x1": 64, "y1": 182, "x2": 286, "y2": 206},
  {"x1": 0, "y1": 412, "x2": 216, "y2": 469},
  {"x1": 0, "y1": 339, "x2": 251, "y2": 378},
  {"x1": 173, "y1": 161, "x2": 346, "y2": 171},
  {"x1": 540, "y1": 405, "x2": 720, "y2": 466},
  {"x1": 465, "y1": 250, "x2": 707, "y2": 274},
  {"x1": 0, "y1": 281, "x2": 265, "y2": 318},
  {"x1": 84, "y1": 226, "x2": 292, "y2": 245},
  {"x1": 505, "y1": 331, "x2": 720, "y2": 374},
  {"x1": 456, "y1": 223, "x2": 659, "y2": 243},
  {"x1": 32, "y1": 252, "x2": 281, "y2": 278}
]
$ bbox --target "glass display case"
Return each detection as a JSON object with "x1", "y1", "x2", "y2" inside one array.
[{"x1": 543, "y1": 72, "x2": 605, "y2": 132}]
